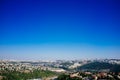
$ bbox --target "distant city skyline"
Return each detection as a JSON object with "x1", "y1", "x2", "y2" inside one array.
[{"x1": 0, "y1": 0, "x2": 120, "y2": 60}]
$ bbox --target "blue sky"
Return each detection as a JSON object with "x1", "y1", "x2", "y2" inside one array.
[{"x1": 0, "y1": 0, "x2": 120, "y2": 60}]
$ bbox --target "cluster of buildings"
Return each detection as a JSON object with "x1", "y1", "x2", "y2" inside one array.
[
  {"x1": 94, "y1": 59, "x2": 120, "y2": 64},
  {"x1": 0, "y1": 59, "x2": 120, "y2": 72},
  {"x1": 0, "y1": 60, "x2": 39, "y2": 72},
  {"x1": 0, "y1": 59, "x2": 120, "y2": 80},
  {"x1": 68, "y1": 71, "x2": 120, "y2": 80},
  {"x1": 0, "y1": 60, "x2": 66, "y2": 73}
]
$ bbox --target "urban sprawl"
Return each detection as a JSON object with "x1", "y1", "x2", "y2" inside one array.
[{"x1": 0, "y1": 59, "x2": 120, "y2": 80}]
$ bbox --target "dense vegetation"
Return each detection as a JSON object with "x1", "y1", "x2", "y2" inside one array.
[
  {"x1": 77, "y1": 62, "x2": 120, "y2": 72},
  {"x1": 0, "y1": 70, "x2": 57, "y2": 80}
]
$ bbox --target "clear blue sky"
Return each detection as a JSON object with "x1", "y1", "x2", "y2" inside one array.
[{"x1": 0, "y1": 0, "x2": 120, "y2": 60}]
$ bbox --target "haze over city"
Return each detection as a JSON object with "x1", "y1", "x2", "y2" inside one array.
[{"x1": 0, "y1": 0, "x2": 120, "y2": 60}]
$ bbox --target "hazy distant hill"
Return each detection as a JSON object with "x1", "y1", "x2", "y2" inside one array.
[{"x1": 77, "y1": 62, "x2": 120, "y2": 72}]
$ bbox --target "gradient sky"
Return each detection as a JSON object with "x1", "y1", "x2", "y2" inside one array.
[{"x1": 0, "y1": 0, "x2": 120, "y2": 60}]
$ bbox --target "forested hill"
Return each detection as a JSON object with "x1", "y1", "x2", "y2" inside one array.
[{"x1": 77, "y1": 62, "x2": 120, "y2": 72}]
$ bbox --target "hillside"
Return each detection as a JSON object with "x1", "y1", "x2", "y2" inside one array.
[{"x1": 77, "y1": 62, "x2": 120, "y2": 72}]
